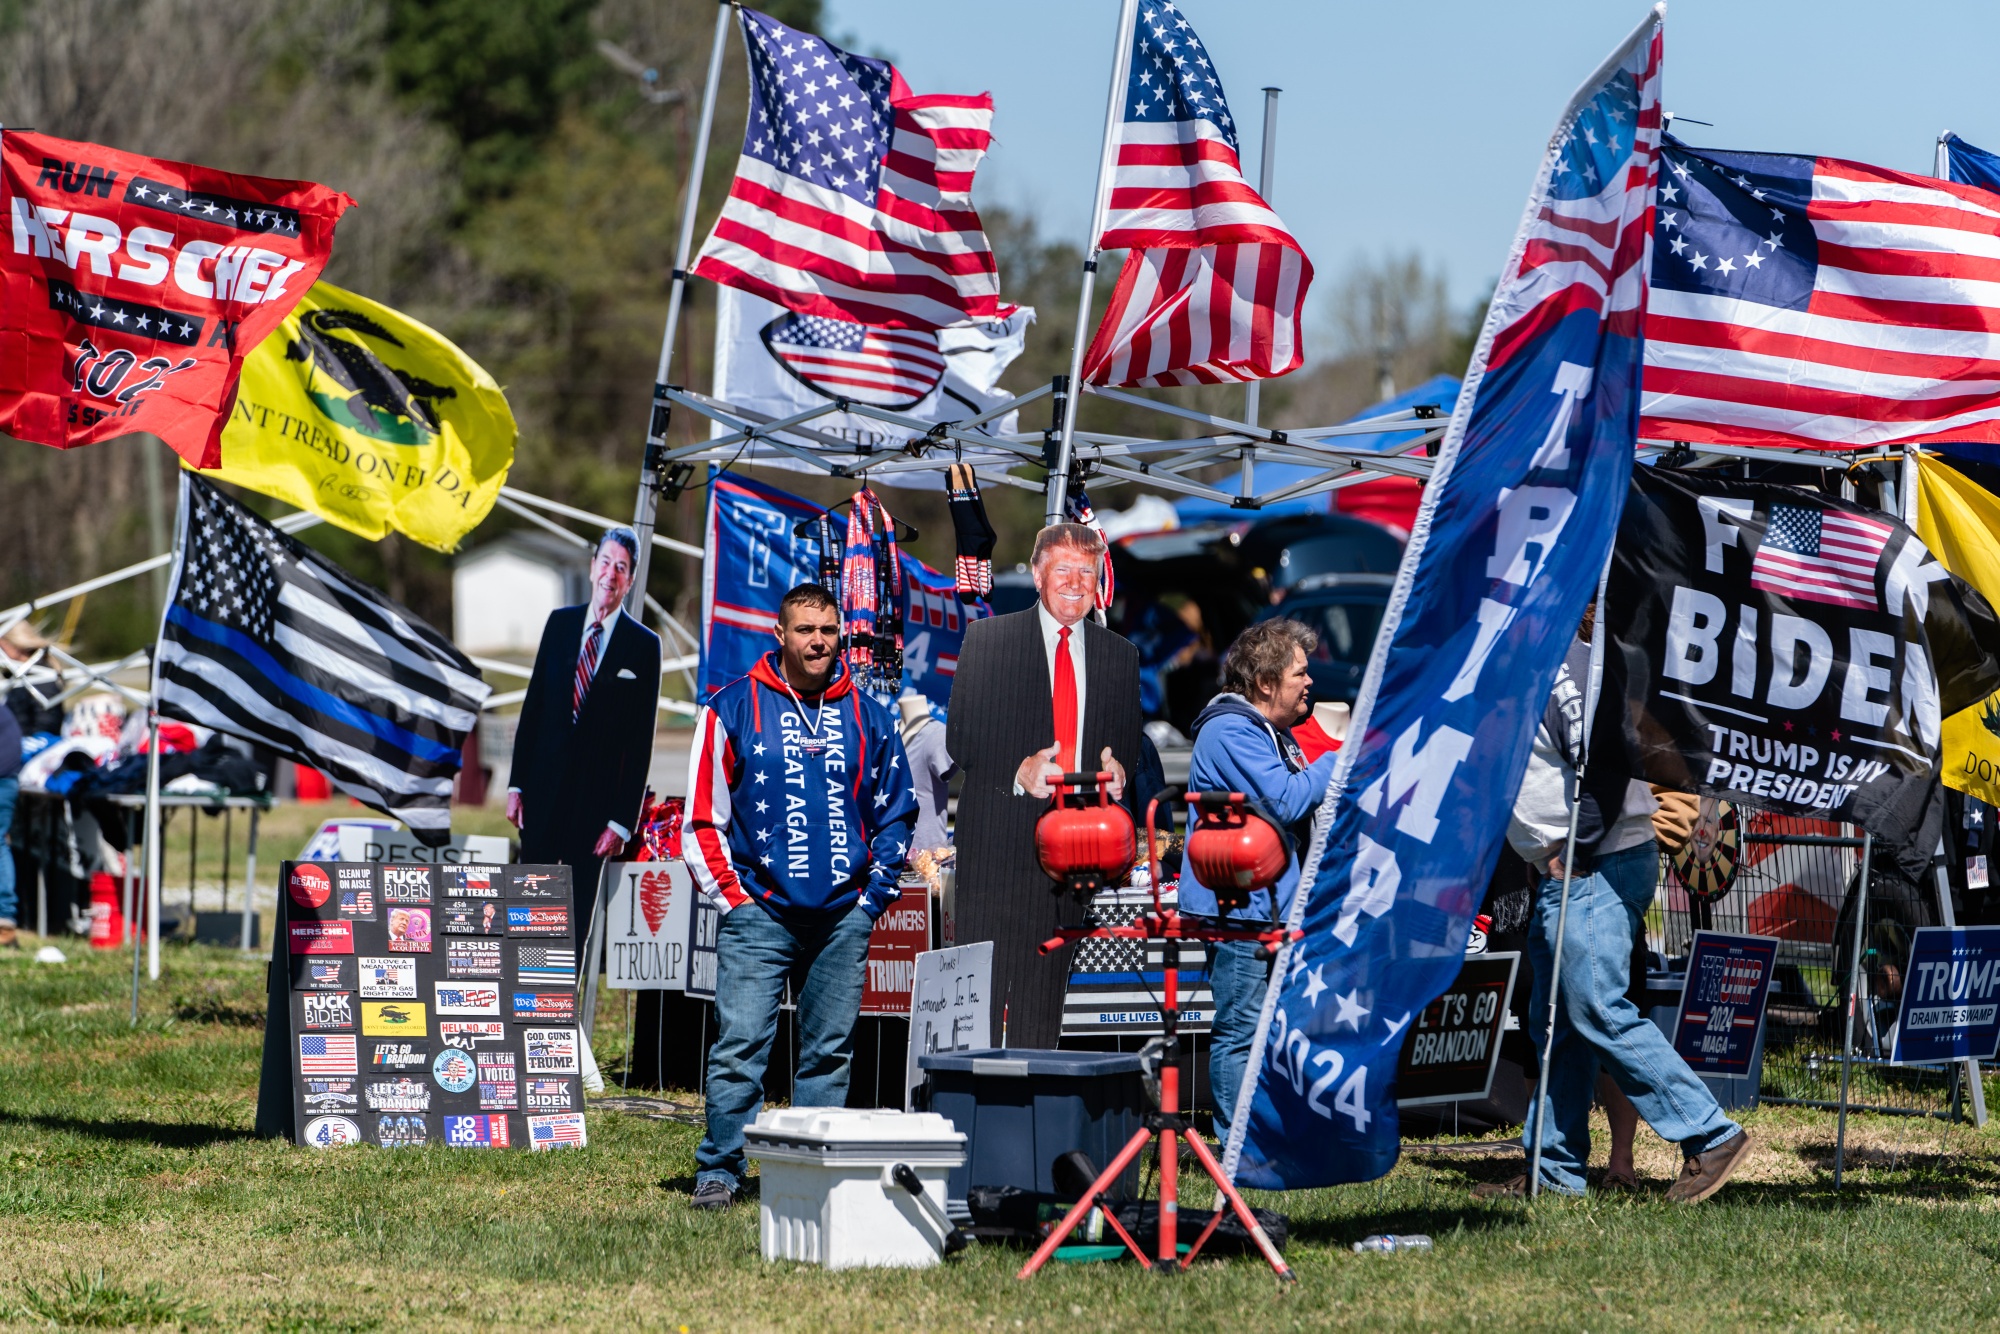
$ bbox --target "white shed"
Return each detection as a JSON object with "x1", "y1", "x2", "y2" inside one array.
[{"x1": 453, "y1": 533, "x2": 590, "y2": 657}]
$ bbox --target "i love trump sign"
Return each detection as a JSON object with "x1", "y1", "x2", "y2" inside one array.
[{"x1": 602, "y1": 862, "x2": 696, "y2": 991}]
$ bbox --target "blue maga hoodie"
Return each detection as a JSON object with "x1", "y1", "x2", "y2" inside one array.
[
  {"x1": 686, "y1": 652, "x2": 917, "y2": 920},
  {"x1": 1177, "y1": 693, "x2": 1337, "y2": 925}
]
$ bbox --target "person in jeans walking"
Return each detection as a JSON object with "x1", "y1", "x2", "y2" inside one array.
[
  {"x1": 684, "y1": 583, "x2": 916, "y2": 1210},
  {"x1": 1478, "y1": 630, "x2": 1750, "y2": 1202},
  {"x1": 1178, "y1": 619, "x2": 1337, "y2": 1138},
  {"x1": 0, "y1": 694, "x2": 18, "y2": 948}
]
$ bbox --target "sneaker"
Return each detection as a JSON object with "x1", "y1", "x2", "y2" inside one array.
[
  {"x1": 1664, "y1": 1130, "x2": 1751, "y2": 1203},
  {"x1": 690, "y1": 1179, "x2": 736, "y2": 1211}
]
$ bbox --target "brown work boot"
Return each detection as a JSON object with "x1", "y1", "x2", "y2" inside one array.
[
  {"x1": 0, "y1": 922, "x2": 17, "y2": 950},
  {"x1": 1664, "y1": 1131, "x2": 1751, "y2": 1203}
]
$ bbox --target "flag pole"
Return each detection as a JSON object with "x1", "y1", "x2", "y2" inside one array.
[
  {"x1": 143, "y1": 471, "x2": 192, "y2": 985},
  {"x1": 624, "y1": 0, "x2": 734, "y2": 616},
  {"x1": 1046, "y1": 0, "x2": 1139, "y2": 525},
  {"x1": 1241, "y1": 87, "x2": 1281, "y2": 438},
  {"x1": 1919, "y1": 132, "x2": 1989, "y2": 1127},
  {"x1": 1525, "y1": 545, "x2": 1615, "y2": 1197}
]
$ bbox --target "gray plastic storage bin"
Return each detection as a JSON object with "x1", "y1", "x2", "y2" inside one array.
[{"x1": 916, "y1": 1048, "x2": 1148, "y2": 1208}]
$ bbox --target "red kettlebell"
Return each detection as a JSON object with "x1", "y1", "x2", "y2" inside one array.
[
  {"x1": 1183, "y1": 791, "x2": 1286, "y2": 911},
  {"x1": 1036, "y1": 771, "x2": 1137, "y2": 899}
]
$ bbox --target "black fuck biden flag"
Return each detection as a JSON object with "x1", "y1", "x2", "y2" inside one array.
[{"x1": 1605, "y1": 466, "x2": 2000, "y2": 861}]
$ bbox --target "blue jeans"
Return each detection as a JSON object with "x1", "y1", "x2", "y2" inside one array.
[
  {"x1": 0, "y1": 776, "x2": 17, "y2": 924},
  {"x1": 1525, "y1": 841, "x2": 1739, "y2": 1195},
  {"x1": 1205, "y1": 937, "x2": 1269, "y2": 1138},
  {"x1": 696, "y1": 899, "x2": 875, "y2": 1191}
]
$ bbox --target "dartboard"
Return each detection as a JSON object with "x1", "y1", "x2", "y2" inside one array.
[{"x1": 1671, "y1": 797, "x2": 1740, "y2": 903}]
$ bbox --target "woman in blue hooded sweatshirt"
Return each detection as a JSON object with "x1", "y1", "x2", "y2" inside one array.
[{"x1": 1180, "y1": 618, "x2": 1338, "y2": 1138}]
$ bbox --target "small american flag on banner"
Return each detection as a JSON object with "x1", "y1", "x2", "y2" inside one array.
[
  {"x1": 1082, "y1": 1, "x2": 1312, "y2": 387},
  {"x1": 691, "y1": 7, "x2": 1006, "y2": 331},
  {"x1": 761, "y1": 312, "x2": 945, "y2": 409},
  {"x1": 299, "y1": 1034, "x2": 356, "y2": 1075},
  {"x1": 1750, "y1": 504, "x2": 1895, "y2": 610}
]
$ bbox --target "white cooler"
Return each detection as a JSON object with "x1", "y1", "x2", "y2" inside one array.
[{"x1": 744, "y1": 1107, "x2": 967, "y2": 1269}]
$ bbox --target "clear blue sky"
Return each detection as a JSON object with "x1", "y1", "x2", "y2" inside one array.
[{"x1": 824, "y1": 0, "x2": 2000, "y2": 329}]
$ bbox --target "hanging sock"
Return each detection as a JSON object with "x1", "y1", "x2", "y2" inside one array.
[
  {"x1": 868, "y1": 489, "x2": 906, "y2": 700},
  {"x1": 840, "y1": 491, "x2": 877, "y2": 684},
  {"x1": 947, "y1": 462, "x2": 996, "y2": 599},
  {"x1": 1065, "y1": 483, "x2": 1115, "y2": 612}
]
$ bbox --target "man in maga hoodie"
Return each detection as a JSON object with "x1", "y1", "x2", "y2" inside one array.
[{"x1": 685, "y1": 583, "x2": 917, "y2": 1210}]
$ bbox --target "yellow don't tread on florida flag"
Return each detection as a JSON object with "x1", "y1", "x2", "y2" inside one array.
[
  {"x1": 1916, "y1": 453, "x2": 2000, "y2": 807},
  {"x1": 197, "y1": 280, "x2": 514, "y2": 552}
]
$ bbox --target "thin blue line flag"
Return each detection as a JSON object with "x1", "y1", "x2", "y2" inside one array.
[
  {"x1": 1223, "y1": 7, "x2": 1666, "y2": 1188},
  {"x1": 156, "y1": 474, "x2": 489, "y2": 843}
]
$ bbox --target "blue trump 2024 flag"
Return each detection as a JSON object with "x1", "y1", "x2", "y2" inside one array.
[
  {"x1": 698, "y1": 469, "x2": 983, "y2": 707},
  {"x1": 1223, "y1": 8, "x2": 1665, "y2": 1189},
  {"x1": 1944, "y1": 133, "x2": 2000, "y2": 194}
]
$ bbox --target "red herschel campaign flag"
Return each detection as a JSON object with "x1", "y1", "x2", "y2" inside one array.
[{"x1": 0, "y1": 130, "x2": 352, "y2": 467}]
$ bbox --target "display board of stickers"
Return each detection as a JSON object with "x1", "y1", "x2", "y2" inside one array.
[{"x1": 278, "y1": 861, "x2": 587, "y2": 1152}]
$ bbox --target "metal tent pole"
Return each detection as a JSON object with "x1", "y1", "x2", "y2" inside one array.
[
  {"x1": 1526, "y1": 552, "x2": 1615, "y2": 1197},
  {"x1": 142, "y1": 477, "x2": 190, "y2": 983},
  {"x1": 1241, "y1": 87, "x2": 1281, "y2": 434},
  {"x1": 1834, "y1": 832, "x2": 1875, "y2": 1188},
  {"x1": 624, "y1": 0, "x2": 734, "y2": 616},
  {"x1": 1046, "y1": 0, "x2": 1139, "y2": 525},
  {"x1": 239, "y1": 808, "x2": 260, "y2": 953}
]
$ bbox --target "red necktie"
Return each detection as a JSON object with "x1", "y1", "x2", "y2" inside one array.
[
  {"x1": 1052, "y1": 625, "x2": 1078, "y2": 773},
  {"x1": 573, "y1": 622, "x2": 602, "y2": 721}
]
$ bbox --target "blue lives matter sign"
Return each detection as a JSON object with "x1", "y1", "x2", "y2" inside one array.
[
  {"x1": 1673, "y1": 932, "x2": 1778, "y2": 1076},
  {"x1": 1890, "y1": 926, "x2": 2000, "y2": 1064}
]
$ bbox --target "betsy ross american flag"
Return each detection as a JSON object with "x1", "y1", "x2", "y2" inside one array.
[
  {"x1": 1751, "y1": 503, "x2": 1895, "y2": 610},
  {"x1": 1643, "y1": 140, "x2": 2000, "y2": 449},
  {"x1": 691, "y1": 8, "x2": 1005, "y2": 331},
  {"x1": 760, "y1": 311, "x2": 945, "y2": 408},
  {"x1": 298, "y1": 1034, "x2": 356, "y2": 1075},
  {"x1": 1082, "y1": 2, "x2": 1310, "y2": 387}
]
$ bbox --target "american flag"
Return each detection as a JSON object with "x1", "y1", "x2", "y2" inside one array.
[
  {"x1": 1081, "y1": 2, "x2": 1311, "y2": 388},
  {"x1": 528, "y1": 1113, "x2": 586, "y2": 1150},
  {"x1": 760, "y1": 312, "x2": 945, "y2": 408},
  {"x1": 298, "y1": 1034, "x2": 356, "y2": 1075},
  {"x1": 691, "y1": 8, "x2": 1005, "y2": 331},
  {"x1": 1642, "y1": 140, "x2": 2000, "y2": 449},
  {"x1": 1751, "y1": 503, "x2": 1895, "y2": 610},
  {"x1": 155, "y1": 477, "x2": 489, "y2": 840}
]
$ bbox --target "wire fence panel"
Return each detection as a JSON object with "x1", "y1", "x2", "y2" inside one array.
[{"x1": 1652, "y1": 803, "x2": 1963, "y2": 1122}]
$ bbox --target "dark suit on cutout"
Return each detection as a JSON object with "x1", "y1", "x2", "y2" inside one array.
[
  {"x1": 510, "y1": 605, "x2": 661, "y2": 947},
  {"x1": 946, "y1": 608, "x2": 1142, "y2": 1049}
]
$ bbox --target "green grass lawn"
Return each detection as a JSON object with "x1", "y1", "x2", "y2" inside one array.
[{"x1": 6, "y1": 944, "x2": 2000, "y2": 1332}]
